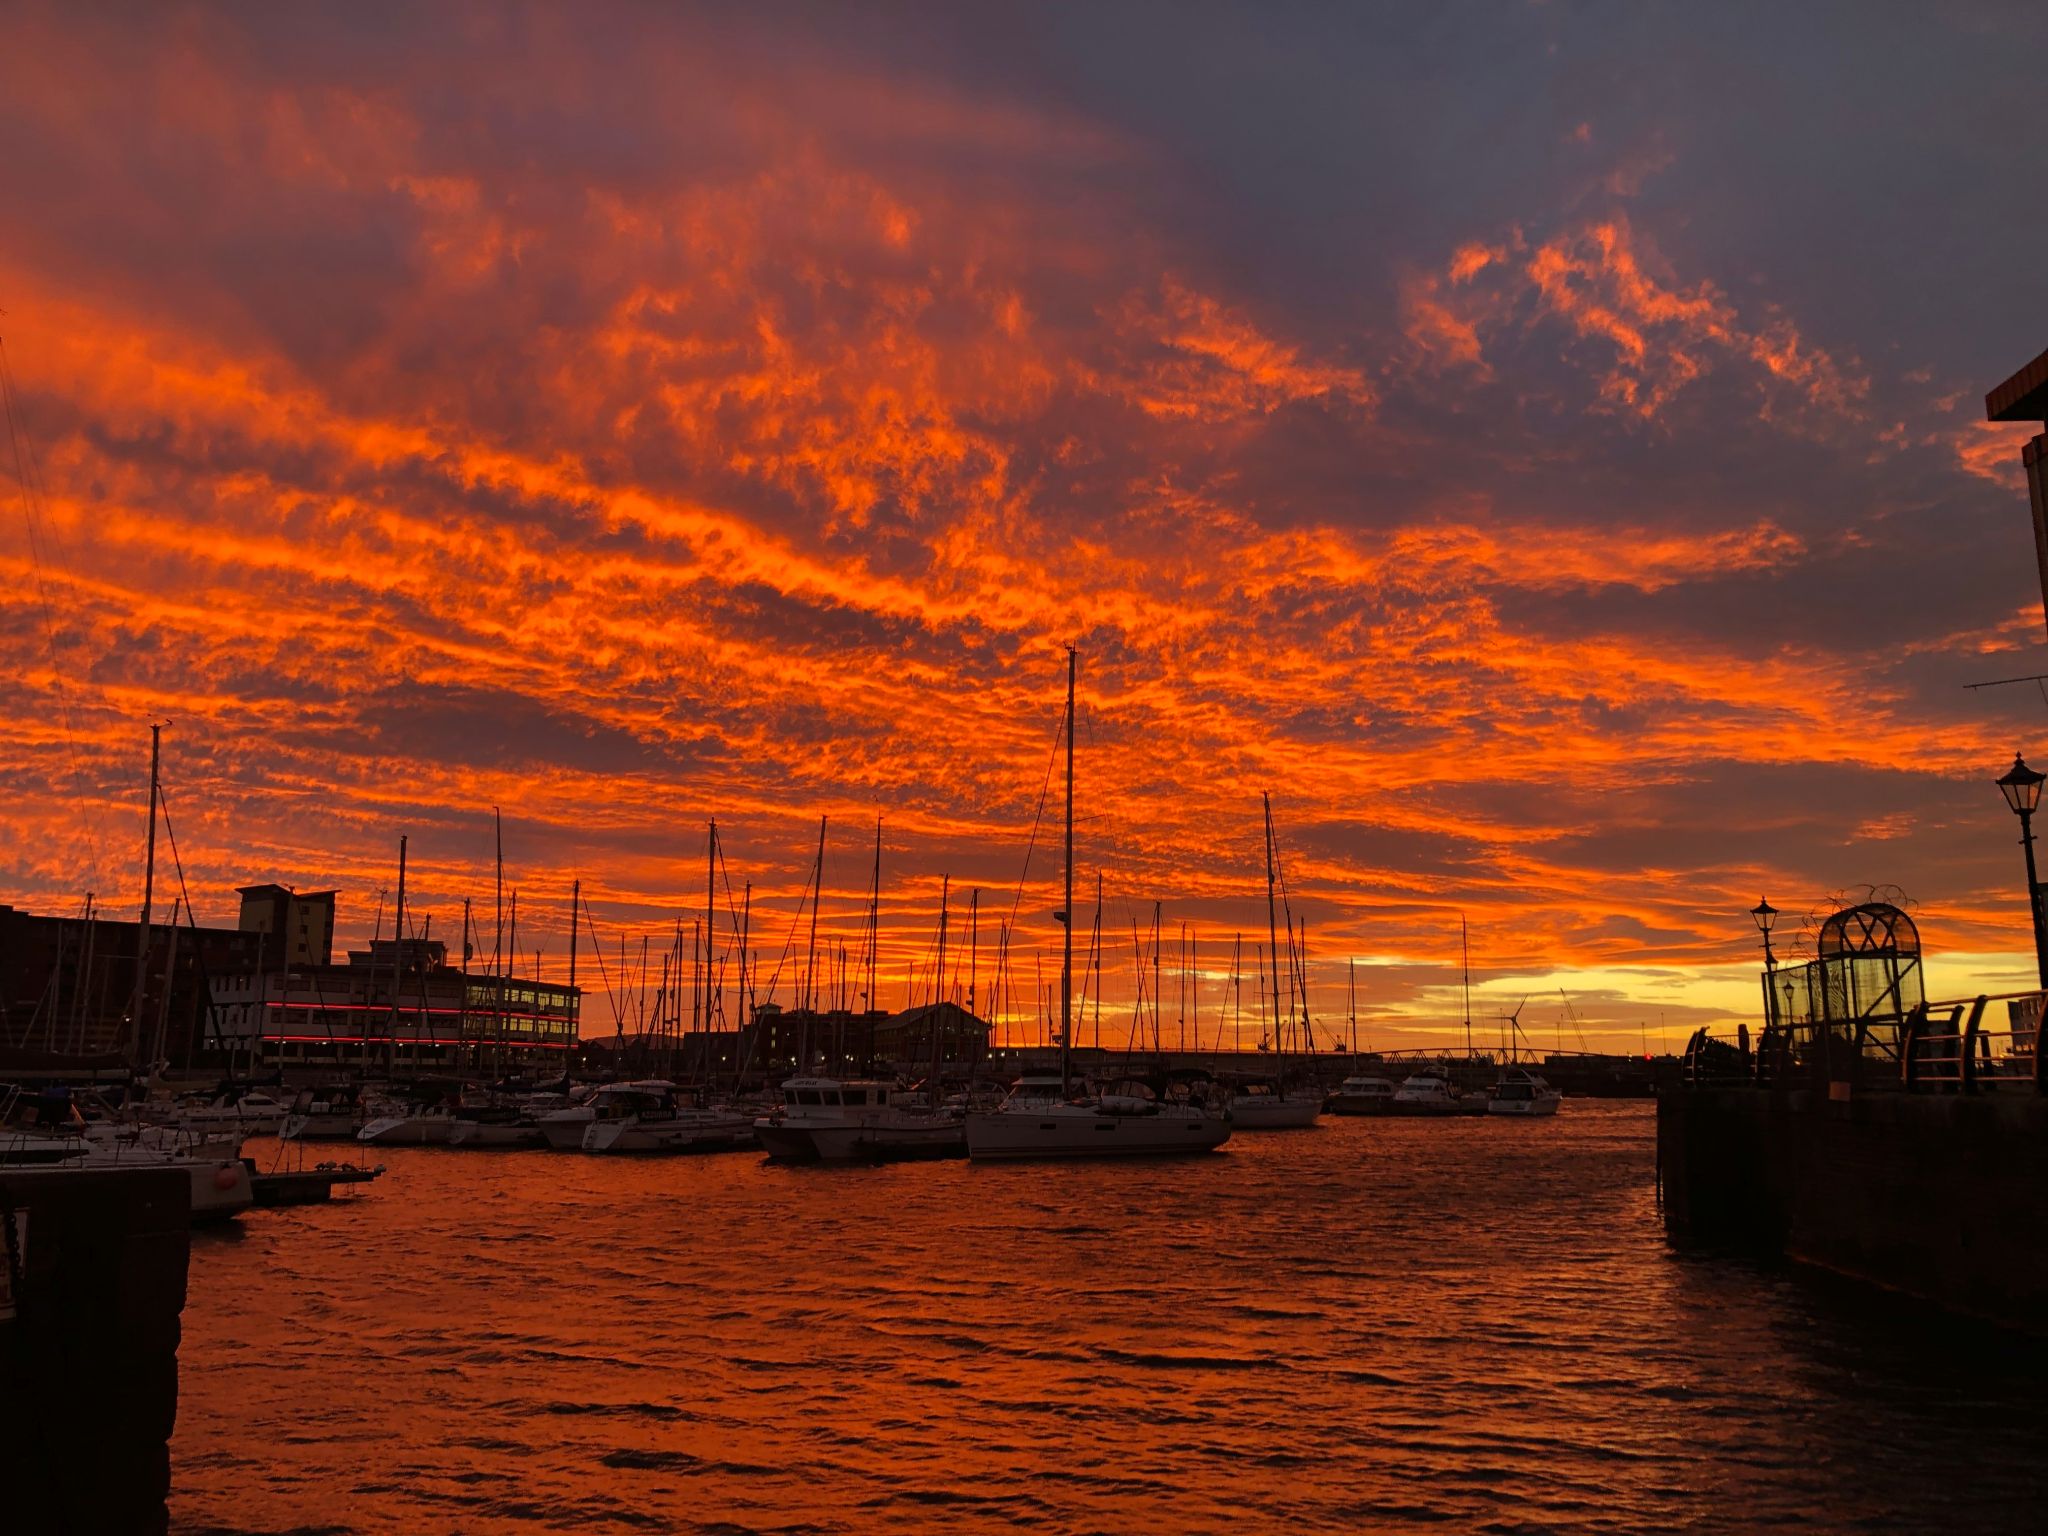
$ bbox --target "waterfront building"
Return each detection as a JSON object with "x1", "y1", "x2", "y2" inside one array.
[
  {"x1": 210, "y1": 932, "x2": 580, "y2": 1073},
  {"x1": 0, "y1": 902, "x2": 260, "y2": 1075}
]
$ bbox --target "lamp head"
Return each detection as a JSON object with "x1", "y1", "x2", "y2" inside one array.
[
  {"x1": 1998, "y1": 754, "x2": 2046, "y2": 816},
  {"x1": 1750, "y1": 898, "x2": 1778, "y2": 936}
]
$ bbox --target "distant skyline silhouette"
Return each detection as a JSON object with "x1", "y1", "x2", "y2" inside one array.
[{"x1": 3, "y1": 1, "x2": 2047, "y2": 1049}]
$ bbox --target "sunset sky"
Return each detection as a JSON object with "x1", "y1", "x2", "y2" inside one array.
[{"x1": 4, "y1": 2, "x2": 2048, "y2": 1053}]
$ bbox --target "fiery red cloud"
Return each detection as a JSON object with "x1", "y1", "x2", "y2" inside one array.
[{"x1": 3, "y1": 4, "x2": 2046, "y2": 1050}]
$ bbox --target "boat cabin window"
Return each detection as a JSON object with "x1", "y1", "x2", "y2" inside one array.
[
  {"x1": 783, "y1": 1089, "x2": 797, "y2": 1106},
  {"x1": 796, "y1": 1089, "x2": 822, "y2": 1106}
]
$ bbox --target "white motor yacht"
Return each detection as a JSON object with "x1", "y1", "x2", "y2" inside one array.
[
  {"x1": 162, "y1": 1088, "x2": 290, "y2": 1138},
  {"x1": 1487, "y1": 1067, "x2": 1563, "y2": 1117},
  {"x1": 755, "y1": 1077, "x2": 964, "y2": 1162},
  {"x1": 964, "y1": 1070, "x2": 1231, "y2": 1160},
  {"x1": 281, "y1": 1084, "x2": 370, "y2": 1141},
  {"x1": 535, "y1": 1081, "x2": 663, "y2": 1149},
  {"x1": 579, "y1": 1084, "x2": 754, "y2": 1153},
  {"x1": 1390, "y1": 1071, "x2": 1462, "y2": 1116},
  {"x1": 1324, "y1": 1075, "x2": 1399, "y2": 1115},
  {"x1": 1225, "y1": 1080, "x2": 1322, "y2": 1130}
]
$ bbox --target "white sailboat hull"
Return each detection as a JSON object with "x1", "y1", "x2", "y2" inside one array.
[
  {"x1": 965, "y1": 1105, "x2": 1231, "y2": 1160},
  {"x1": 446, "y1": 1119, "x2": 549, "y2": 1147},
  {"x1": 357, "y1": 1114, "x2": 454, "y2": 1145},
  {"x1": 1488, "y1": 1094, "x2": 1562, "y2": 1117},
  {"x1": 281, "y1": 1111, "x2": 362, "y2": 1141}
]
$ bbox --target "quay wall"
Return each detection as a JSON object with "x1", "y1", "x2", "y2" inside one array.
[
  {"x1": 0, "y1": 1166, "x2": 190, "y2": 1533},
  {"x1": 1658, "y1": 1088, "x2": 2048, "y2": 1334}
]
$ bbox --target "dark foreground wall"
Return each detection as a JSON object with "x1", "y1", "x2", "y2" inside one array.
[
  {"x1": 0, "y1": 1167, "x2": 190, "y2": 1534},
  {"x1": 1659, "y1": 1088, "x2": 2048, "y2": 1334}
]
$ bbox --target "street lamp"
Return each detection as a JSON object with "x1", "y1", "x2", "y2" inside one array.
[
  {"x1": 1995, "y1": 754, "x2": 2048, "y2": 989},
  {"x1": 1750, "y1": 898, "x2": 1778, "y2": 970},
  {"x1": 1750, "y1": 898, "x2": 1780, "y2": 1035}
]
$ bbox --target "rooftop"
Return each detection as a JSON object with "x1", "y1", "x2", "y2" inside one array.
[{"x1": 1986, "y1": 344, "x2": 2048, "y2": 422}]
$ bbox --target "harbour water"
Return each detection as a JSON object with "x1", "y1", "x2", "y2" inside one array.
[{"x1": 173, "y1": 1103, "x2": 2047, "y2": 1533}]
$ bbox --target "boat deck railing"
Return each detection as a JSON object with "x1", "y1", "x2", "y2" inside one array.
[{"x1": 1679, "y1": 990, "x2": 2043, "y2": 1095}]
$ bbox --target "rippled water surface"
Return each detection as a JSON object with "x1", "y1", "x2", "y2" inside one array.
[{"x1": 172, "y1": 1103, "x2": 2047, "y2": 1533}]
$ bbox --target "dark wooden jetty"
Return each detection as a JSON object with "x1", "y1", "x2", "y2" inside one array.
[{"x1": 246, "y1": 1159, "x2": 383, "y2": 1206}]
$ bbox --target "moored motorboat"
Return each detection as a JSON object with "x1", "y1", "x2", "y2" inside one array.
[
  {"x1": 1390, "y1": 1071, "x2": 1463, "y2": 1117},
  {"x1": 160, "y1": 1087, "x2": 291, "y2": 1138},
  {"x1": 580, "y1": 1084, "x2": 755, "y2": 1153},
  {"x1": 1225, "y1": 1080, "x2": 1323, "y2": 1129},
  {"x1": 755, "y1": 1077, "x2": 964, "y2": 1162},
  {"x1": 536, "y1": 1081, "x2": 664, "y2": 1150},
  {"x1": 1324, "y1": 1075, "x2": 1399, "y2": 1115},
  {"x1": 1487, "y1": 1067, "x2": 1562, "y2": 1117},
  {"x1": 964, "y1": 1070, "x2": 1232, "y2": 1160},
  {"x1": 282, "y1": 1084, "x2": 370, "y2": 1141}
]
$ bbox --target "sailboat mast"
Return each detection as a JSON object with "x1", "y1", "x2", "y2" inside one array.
[
  {"x1": 128, "y1": 722, "x2": 162, "y2": 1064},
  {"x1": 1462, "y1": 911, "x2": 1473, "y2": 1059},
  {"x1": 389, "y1": 834, "x2": 407, "y2": 1052},
  {"x1": 933, "y1": 874, "x2": 949, "y2": 1105},
  {"x1": 705, "y1": 820, "x2": 719, "y2": 1028},
  {"x1": 1091, "y1": 872, "x2": 1104, "y2": 1052},
  {"x1": 1059, "y1": 647, "x2": 1076, "y2": 1094},
  {"x1": 867, "y1": 817, "x2": 881, "y2": 1021},
  {"x1": 804, "y1": 815, "x2": 826, "y2": 1014},
  {"x1": 1262, "y1": 793, "x2": 1285, "y2": 1082},
  {"x1": 567, "y1": 877, "x2": 580, "y2": 1073}
]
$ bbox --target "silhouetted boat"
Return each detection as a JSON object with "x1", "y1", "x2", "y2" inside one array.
[
  {"x1": 755, "y1": 1077, "x2": 964, "y2": 1161},
  {"x1": 1324, "y1": 1075, "x2": 1398, "y2": 1115},
  {"x1": 1487, "y1": 1067, "x2": 1561, "y2": 1117},
  {"x1": 965, "y1": 650, "x2": 1231, "y2": 1161}
]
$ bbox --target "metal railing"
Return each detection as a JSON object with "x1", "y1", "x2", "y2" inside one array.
[{"x1": 1681, "y1": 990, "x2": 2044, "y2": 1095}]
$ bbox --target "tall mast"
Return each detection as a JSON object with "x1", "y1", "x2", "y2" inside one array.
[
  {"x1": 1349, "y1": 956, "x2": 1358, "y2": 1061},
  {"x1": 1462, "y1": 911, "x2": 1473, "y2": 1059},
  {"x1": 128, "y1": 722, "x2": 162, "y2": 1064},
  {"x1": 738, "y1": 880, "x2": 752, "y2": 1031},
  {"x1": 968, "y1": 887, "x2": 979, "y2": 1021},
  {"x1": 705, "y1": 820, "x2": 719, "y2": 1029},
  {"x1": 1263, "y1": 793, "x2": 1286, "y2": 1085},
  {"x1": 1091, "y1": 872, "x2": 1104, "y2": 1052},
  {"x1": 567, "y1": 877, "x2": 580, "y2": 1075},
  {"x1": 1297, "y1": 916, "x2": 1314, "y2": 1053},
  {"x1": 804, "y1": 815, "x2": 826, "y2": 1014},
  {"x1": 933, "y1": 874, "x2": 949, "y2": 1105},
  {"x1": 389, "y1": 834, "x2": 407, "y2": 1057},
  {"x1": 866, "y1": 816, "x2": 881, "y2": 1018},
  {"x1": 1059, "y1": 647, "x2": 1076, "y2": 1095}
]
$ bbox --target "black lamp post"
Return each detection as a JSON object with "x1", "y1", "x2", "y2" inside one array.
[
  {"x1": 1751, "y1": 898, "x2": 1780, "y2": 1031},
  {"x1": 1995, "y1": 753, "x2": 2048, "y2": 989},
  {"x1": 1750, "y1": 898, "x2": 1779, "y2": 970}
]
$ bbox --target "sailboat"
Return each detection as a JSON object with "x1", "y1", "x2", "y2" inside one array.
[
  {"x1": 964, "y1": 650, "x2": 1232, "y2": 1161},
  {"x1": 1226, "y1": 795, "x2": 1323, "y2": 1130},
  {"x1": 755, "y1": 858, "x2": 966, "y2": 1162}
]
